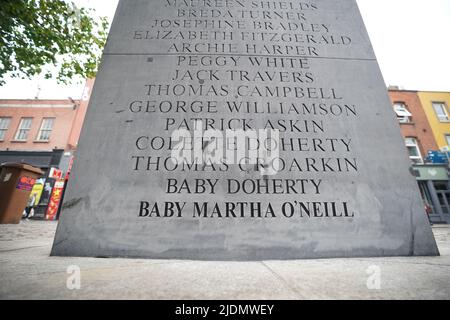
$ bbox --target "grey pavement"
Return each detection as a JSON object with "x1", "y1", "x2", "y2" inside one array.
[{"x1": 0, "y1": 220, "x2": 449, "y2": 300}]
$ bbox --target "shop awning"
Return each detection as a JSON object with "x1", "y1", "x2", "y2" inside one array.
[{"x1": 0, "y1": 150, "x2": 63, "y2": 170}]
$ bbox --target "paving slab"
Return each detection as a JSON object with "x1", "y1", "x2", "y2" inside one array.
[{"x1": 0, "y1": 221, "x2": 449, "y2": 300}]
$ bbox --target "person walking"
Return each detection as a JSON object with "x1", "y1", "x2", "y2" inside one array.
[{"x1": 23, "y1": 194, "x2": 36, "y2": 220}]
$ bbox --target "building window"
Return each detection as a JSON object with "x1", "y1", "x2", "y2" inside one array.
[
  {"x1": 14, "y1": 117, "x2": 33, "y2": 141},
  {"x1": 405, "y1": 137, "x2": 423, "y2": 164},
  {"x1": 432, "y1": 102, "x2": 449, "y2": 122},
  {"x1": 446, "y1": 135, "x2": 450, "y2": 147},
  {"x1": 36, "y1": 118, "x2": 55, "y2": 142},
  {"x1": 393, "y1": 102, "x2": 412, "y2": 123},
  {"x1": 0, "y1": 117, "x2": 11, "y2": 141}
]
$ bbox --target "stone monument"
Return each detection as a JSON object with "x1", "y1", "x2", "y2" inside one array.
[{"x1": 51, "y1": 0, "x2": 439, "y2": 260}]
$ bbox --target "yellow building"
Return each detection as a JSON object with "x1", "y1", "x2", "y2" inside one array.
[{"x1": 417, "y1": 91, "x2": 450, "y2": 150}]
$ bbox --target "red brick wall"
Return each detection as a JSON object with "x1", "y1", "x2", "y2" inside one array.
[
  {"x1": 0, "y1": 99, "x2": 79, "y2": 152},
  {"x1": 388, "y1": 90, "x2": 439, "y2": 158},
  {"x1": 67, "y1": 79, "x2": 95, "y2": 149}
]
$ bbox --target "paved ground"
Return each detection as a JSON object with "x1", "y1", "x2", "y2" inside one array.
[{"x1": 0, "y1": 220, "x2": 449, "y2": 300}]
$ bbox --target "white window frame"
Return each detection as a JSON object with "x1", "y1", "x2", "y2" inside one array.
[
  {"x1": 36, "y1": 118, "x2": 55, "y2": 142},
  {"x1": 0, "y1": 117, "x2": 11, "y2": 141},
  {"x1": 405, "y1": 137, "x2": 423, "y2": 164},
  {"x1": 14, "y1": 117, "x2": 33, "y2": 141},
  {"x1": 393, "y1": 102, "x2": 412, "y2": 123},
  {"x1": 432, "y1": 102, "x2": 449, "y2": 122},
  {"x1": 446, "y1": 135, "x2": 450, "y2": 147}
]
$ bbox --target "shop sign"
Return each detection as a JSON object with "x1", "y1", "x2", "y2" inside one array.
[
  {"x1": 65, "y1": 156, "x2": 75, "y2": 180},
  {"x1": 415, "y1": 166, "x2": 449, "y2": 181},
  {"x1": 45, "y1": 180, "x2": 65, "y2": 221},
  {"x1": 29, "y1": 180, "x2": 45, "y2": 206},
  {"x1": 426, "y1": 151, "x2": 449, "y2": 164},
  {"x1": 49, "y1": 167, "x2": 63, "y2": 180}
]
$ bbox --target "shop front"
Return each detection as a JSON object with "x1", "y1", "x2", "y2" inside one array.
[
  {"x1": 415, "y1": 164, "x2": 450, "y2": 223},
  {"x1": 0, "y1": 149, "x2": 71, "y2": 219}
]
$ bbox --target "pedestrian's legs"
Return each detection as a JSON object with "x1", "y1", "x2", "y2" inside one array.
[{"x1": 24, "y1": 207, "x2": 31, "y2": 219}]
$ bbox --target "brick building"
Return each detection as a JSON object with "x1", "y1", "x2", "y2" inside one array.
[
  {"x1": 417, "y1": 91, "x2": 450, "y2": 151},
  {"x1": 388, "y1": 88, "x2": 438, "y2": 163},
  {"x1": 0, "y1": 79, "x2": 94, "y2": 218},
  {"x1": 388, "y1": 87, "x2": 450, "y2": 223}
]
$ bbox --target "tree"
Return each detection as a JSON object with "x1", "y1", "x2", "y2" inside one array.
[{"x1": 0, "y1": 0, "x2": 109, "y2": 86}]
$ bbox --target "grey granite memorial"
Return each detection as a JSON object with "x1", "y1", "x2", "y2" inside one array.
[{"x1": 51, "y1": 0, "x2": 439, "y2": 260}]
